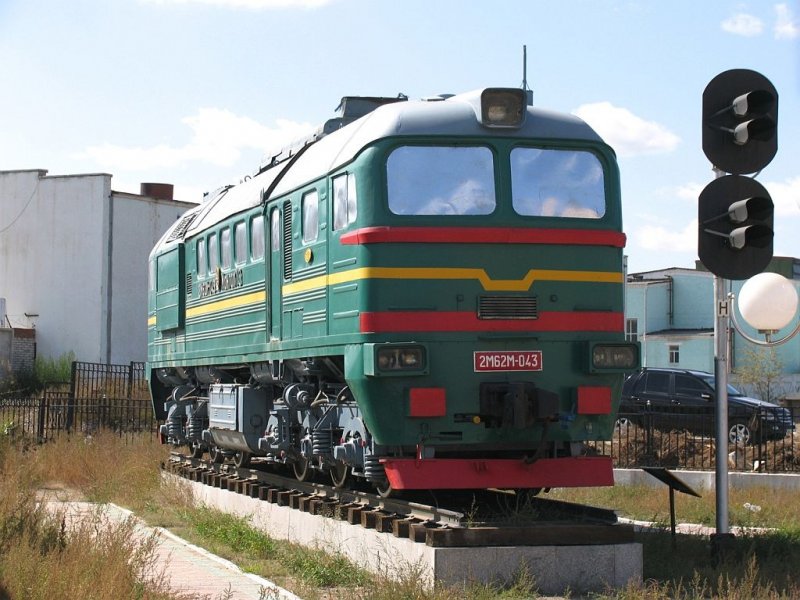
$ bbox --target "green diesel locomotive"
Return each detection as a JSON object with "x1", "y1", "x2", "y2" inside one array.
[{"x1": 148, "y1": 88, "x2": 639, "y2": 496}]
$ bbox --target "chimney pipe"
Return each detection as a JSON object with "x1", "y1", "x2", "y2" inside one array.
[{"x1": 140, "y1": 183, "x2": 174, "y2": 201}]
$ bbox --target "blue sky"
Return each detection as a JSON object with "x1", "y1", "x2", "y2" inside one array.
[{"x1": 1, "y1": 0, "x2": 798, "y2": 273}]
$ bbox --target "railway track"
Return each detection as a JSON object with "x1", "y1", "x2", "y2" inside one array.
[{"x1": 165, "y1": 452, "x2": 630, "y2": 547}]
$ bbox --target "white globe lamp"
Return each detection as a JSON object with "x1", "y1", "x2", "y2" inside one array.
[{"x1": 738, "y1": 272, "x2": 799, "y2": 333}]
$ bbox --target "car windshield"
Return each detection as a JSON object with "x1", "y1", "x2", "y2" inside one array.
[{"x1": 697, "y1": 373, "x2": 742, "y2": 396}]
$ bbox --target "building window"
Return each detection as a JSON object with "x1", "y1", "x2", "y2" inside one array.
[
  {"x1": 669, "y1": 345, "x2": 680, "y2": 364},
  {"x1": 625, "y1": 318, "x2": 638, "y2": 342}
]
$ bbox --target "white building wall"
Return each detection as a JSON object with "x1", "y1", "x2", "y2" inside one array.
[
  {"x1": 108, "y1": 193, "x2": 188, "y2": 364},
  {"x1": 0, "y1": 170, "x2": 108, "y2": 362},
  {"x1": 0, "y1": 169, "x2": 194, "y2": 365}
]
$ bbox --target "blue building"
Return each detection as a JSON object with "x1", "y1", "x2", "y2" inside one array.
[{"x1": 625, "y1": 257, "x2": 800, "y2": 399}]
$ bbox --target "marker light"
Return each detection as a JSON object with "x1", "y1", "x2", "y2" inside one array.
[
  {"x1": 591, "y1": 344, "x2": 639, "y2": 370},
  {"x1": 377, "y1": 346, "x2": 426, "y2": 371}
]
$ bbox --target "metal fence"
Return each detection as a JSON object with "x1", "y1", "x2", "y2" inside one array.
[
  {"x1": 589, "y1": 405, "x2": 799, "y2": 473},
  {"x1": 3, "y1": 361, "x2": 800, "y2": 474},
  {"x1": 0, "y1": 361, "x2": 155, "y2": 442}
]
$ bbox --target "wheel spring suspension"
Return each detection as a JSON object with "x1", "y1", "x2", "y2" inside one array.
[
  {"x1": 363, "y1": 455, "x2": 386, "y2": 482},
  {"x1": 186, "y1": 416, "x2": 203, "y2": 442},
  {"x1": 167, "y1": 415, "x2": 184, "y2": 442},
  {"x1": 312, "y1": 430, "x2": 333, "y2": 457}
]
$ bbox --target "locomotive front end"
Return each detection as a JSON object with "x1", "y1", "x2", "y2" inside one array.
[{"x1": 334, "y1": 89, "x2": 639, "y2": 491}]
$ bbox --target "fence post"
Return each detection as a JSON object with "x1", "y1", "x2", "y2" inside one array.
[{"x1": 36, "y1": 391, "x2": 47, "y2": 442}]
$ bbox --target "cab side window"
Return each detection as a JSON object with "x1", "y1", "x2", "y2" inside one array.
[
  {"x1": 302, "y1": 190, "x2": 319, "y2": 243},
  {"x1": 333, "y1": 173, "x2": 357, "y2": 230}
]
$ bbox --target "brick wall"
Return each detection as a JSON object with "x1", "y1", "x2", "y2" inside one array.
[{"x1": 11, "y1": 328, "x2": 36, "y2": 375}]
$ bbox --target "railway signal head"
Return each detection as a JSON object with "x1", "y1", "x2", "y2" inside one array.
[
  {"x1": 702, "y1": 69, "x2": 778, "y2": 175},
  {"x1": 698, "y1": 174, "x2": 773, "y2": 279}
]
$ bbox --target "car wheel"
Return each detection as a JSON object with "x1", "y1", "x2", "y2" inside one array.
[{"x1": 729, "y1": 420, "x2": 752, "y2": 446}]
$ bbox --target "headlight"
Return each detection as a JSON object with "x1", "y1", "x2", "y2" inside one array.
[
  {"x1": 480, "y1": 88, "x2": 526, "y2": 128},
  {"x1": 591, "y1": 344, "x2": 640, "y2": 371},
  {"x1": 377, "y1": 346, "x2": 425, "y2": 372}
]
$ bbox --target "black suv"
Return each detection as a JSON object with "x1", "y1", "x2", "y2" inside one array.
[{"x1": 619, "y1": 368, "x2": 794, "y2": 444}]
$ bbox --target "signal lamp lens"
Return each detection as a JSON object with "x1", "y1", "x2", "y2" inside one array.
[
  {"x1": 481, "y1": 88, "x2": 526, "y2": 127},
  {"x1": 377, "y1": 346, "x2": 425, "y2": 371},
  {"x1": 592, "y1": 344, "x2": 639, "y2": 370}
]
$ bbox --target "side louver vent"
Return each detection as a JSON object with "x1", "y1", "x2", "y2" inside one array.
[
  {"x1": 282, "y1": 201, "x2": 292, "y2": 280},
  {"x1": 186, "y1": 273, "x2": 193, "y2": 296},
  {"x1": 166, "y1": 212, "x2": 198, "y2": 242},
  {"x1": 478, "y1": 296, "x2": 538, "y2": 320}
]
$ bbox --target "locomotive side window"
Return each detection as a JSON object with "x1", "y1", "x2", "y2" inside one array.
[
  {"x1": 234, "y1": 221, "x2": 247, "y2": 265},
  {"x1": 510, "y1": 148, "x2": 605, "y2": 218},
  {"x1": 220, "y1": 227, "x2": 232, "y2": 270},
  {"x1": 270, "y1": 209, "x2": 279, "y2": 252},
  {"x1": 333, "y1": 173, "x2": 357, "y2": 230},
  {"x1": 251, "y1": 215, "x2": 265, "y2": 260},
  {"x1": 208, "y1": 233, "x2": 218, "y2": 273},
  {"x1": 302, "y1": 190, "x2": 319, "y2": 243},
  {"x1": 196, "y1": 238, "x2": 206, "y2": 279},
  {"x1": 387, "y1": 146, "x2": 495, "y2": 215}
]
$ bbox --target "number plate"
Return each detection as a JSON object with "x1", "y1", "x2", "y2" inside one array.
[{"x1": 473, "y1": 350, "x2": 543, "y2": 372}]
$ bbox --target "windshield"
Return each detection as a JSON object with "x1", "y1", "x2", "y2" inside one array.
[
  {"x1": 511, "y1": 147, "x2": 605, "y2": 218},
  {"x1": 386, "y1": 146, "x2": 496, "y2": 215},
  {"x1": 386, "y1": 144, "x2": 607, "y2": 218}
]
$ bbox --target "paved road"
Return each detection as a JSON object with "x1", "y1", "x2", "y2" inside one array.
[{"x1": 44, "y1": 500, "x2": 301, "y2": 600}]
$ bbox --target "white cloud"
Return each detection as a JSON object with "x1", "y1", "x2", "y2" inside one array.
[
  {"x1": 573, "y1": 102, "x2": 680, "y2": 157},
  {"x1": 721, "y1": 12, "x2": 764, "y2": 36},
  {"x1": 142, "y1": 0, "x2": 333, "y2": 8},
  {"x1": 80, "y1": 108, "x2": 315, "y2": 171},
  {"x1": 674, "y1": 182, "x2": 704, "y2": 202},
  {"x1": 633, "y1": 218, "x2": 697, "y2": 253},
  {"x1": 765, "y1": 176, "x2": 800, "y2": 217},
  {"x1": 775, "y1": 3, "x2": 800, "y2": 39}
]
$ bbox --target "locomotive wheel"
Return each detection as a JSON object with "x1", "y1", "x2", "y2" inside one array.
[
  {"x1": 209, "y1": 446, "x2": 225, "y2": 464},
  {"x1": 233, "y1": 451, "x2": 251, "y2": 468},
  {"x1": 292, "y1": 456, "x2": 312, "y2": 482},
  {"x1": 330, "y1": 462, "x2": 349, "y2": 488},
  {"x1": 374, "y1": 479, "x2": 393, "y2": 499},
  {"x1": 189, "y1": 440, "x2": 205, "y2": 459}
]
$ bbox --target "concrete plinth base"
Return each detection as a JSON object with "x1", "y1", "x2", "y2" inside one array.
[{"x1": 170, "y1": 475, "x2": 642, "y2": 595}]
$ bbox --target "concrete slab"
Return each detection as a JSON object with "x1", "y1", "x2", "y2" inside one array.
[
  {"x1": 43, "y1": 500, "x2": 301, "y2": 600},
  {"x1": 177, "y1": 475, "x2": 642, "y2": 596},
  {"x1": 615, "y1": 467, "x2": 800, "y2": 492}
]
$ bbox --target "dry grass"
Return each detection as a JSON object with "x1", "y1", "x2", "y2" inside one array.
[
  {"x1": 0, "y1": 434, "x2": 178, "y2": 600},
  {"x1": 3, "y1": 431, "x2": 800, "y2": 599}
]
